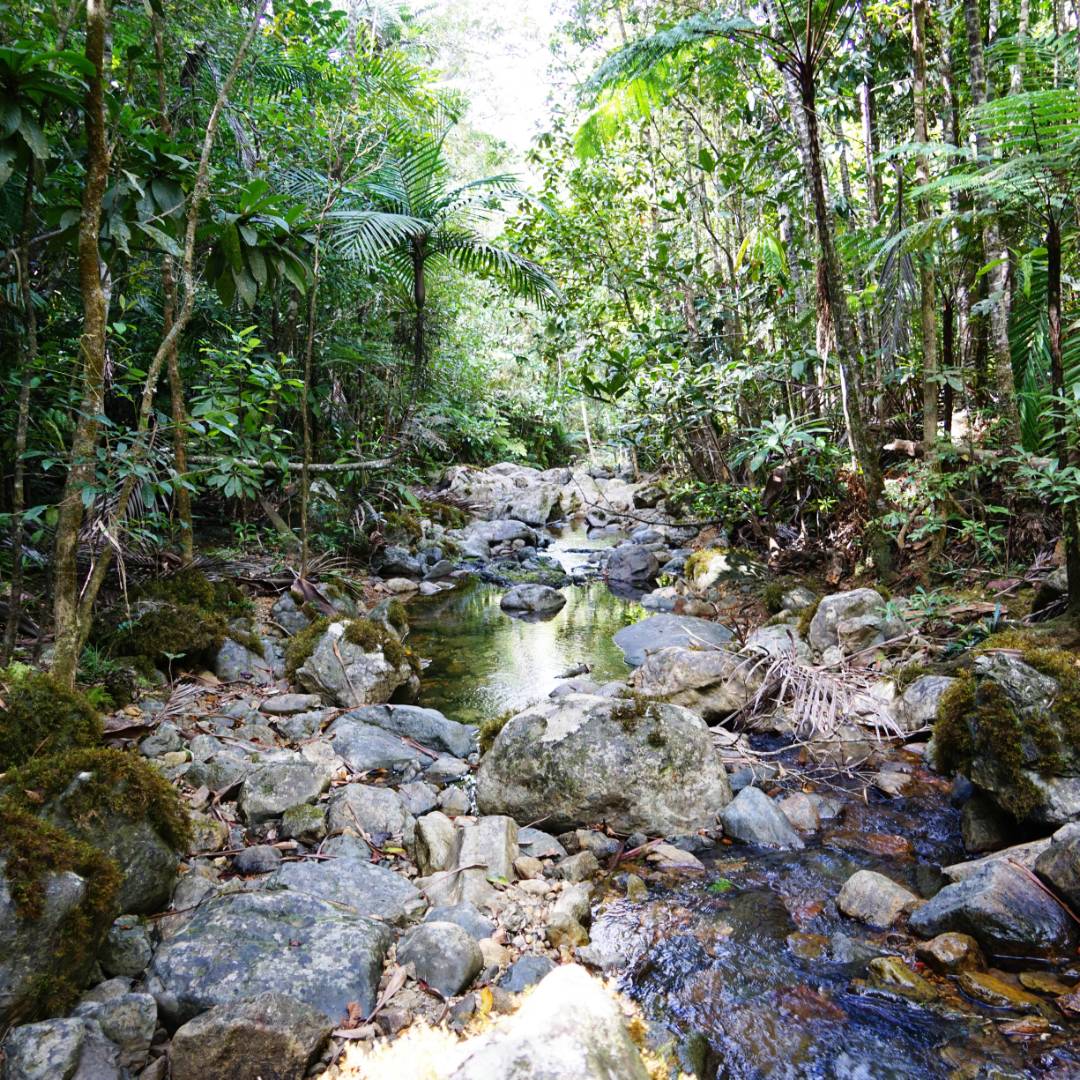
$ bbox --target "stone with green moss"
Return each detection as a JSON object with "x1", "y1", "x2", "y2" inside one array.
[
  {"x1": 0, "y1": 666, "x2": 103, "y2": 773},
  {"x1": 933, "y1": 633, "x2": 1080, "y2": 824},
  {"x1": 0, "y1": 802, "x2": 122, "y2": 1023},
  {"x1": 2, "y1": 748, "x2": 191, "y2": 914}
]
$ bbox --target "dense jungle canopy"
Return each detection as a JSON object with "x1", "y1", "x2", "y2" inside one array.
[{"x1": 0, "y1": 0, "x2": 1078, "y2": 668}]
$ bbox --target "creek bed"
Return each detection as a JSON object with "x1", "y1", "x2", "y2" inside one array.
[{"x1": 405, "y1": 525, "x2": 1078, "y2": 1078}]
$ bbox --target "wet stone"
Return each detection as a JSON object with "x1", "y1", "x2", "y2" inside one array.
[
  {"x1": 958, "y1": 971, "x2": 1046, "y2": 1013},
  {"x1": 867, "y1": 957, "x2": 938, "y2": 1003},
  {"x1": 915, "y1": 932, "x2": 985, "y2": 974}
]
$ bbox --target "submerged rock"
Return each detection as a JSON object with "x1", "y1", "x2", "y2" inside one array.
[
  {"x1": 613, "y1": 613, "x2": 734, "y2": 667},
  {"x1": 500, "y1": 583, "x2": 567, "y2": 616},
  {"x1": 476, "y1": 693, "x2": 732, "y2": 835}
]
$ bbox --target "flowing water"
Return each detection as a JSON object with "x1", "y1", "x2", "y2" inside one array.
[{"x1": 406, "y1": 525, "x2": 1079, "y2": 1079}]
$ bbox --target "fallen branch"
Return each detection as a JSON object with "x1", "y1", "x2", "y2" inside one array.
[{"x1": 188, "y1": 454, "x2": 397, "y2": 474}]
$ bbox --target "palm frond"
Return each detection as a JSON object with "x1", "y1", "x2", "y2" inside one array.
[
  {"x1": 324, "y1": 209, "x2": 425, "y2": 265},
  {"x1": 431, "y1": 230, "x2": 563, "y2": 307}
]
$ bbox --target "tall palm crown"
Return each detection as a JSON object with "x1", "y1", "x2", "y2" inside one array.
[{"x1": 359, "y1": 124, "x2": 562, "y2": 378}]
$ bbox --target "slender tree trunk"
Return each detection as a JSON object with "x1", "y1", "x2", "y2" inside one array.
[
  {"x1": 52, "y1": 0, "x2": 269, "y2": 683},
  {"x1": 914, "y1": 0, "x2": 938, "y2": 451},
  {"x1": 1046, "y1": 214, "x2": 1080, "y2": 610},
  {"x1": 52, "y1": 0, "x2": 111, "y2": 687},
  {"x1": 153, "y1": 12, "x2": 193, "y2": 565},
  {"x1": 942, "y1": 295, "x2": 955, "y2": 436},
  {"x1": 3, "y1": 171, "x2": 38, "y2": 662},
  {"x1": 1010, "y1": 0, "x2": 1031, "y2": 93},
  {"x1": 962, "y1": 0, "x2": 1020, "y2": 441},
  {"x1": 858, "y1": 0, "x2": 882, "y2": 228},
  {"x1": 412, "y1": 237, "x2": 427, "y2": 393},
  {"x1": 795, "y1": 61, "x2": 882, "y2": 509}
]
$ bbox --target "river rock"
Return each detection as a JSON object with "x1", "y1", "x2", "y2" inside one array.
[
  {"x1": 425, "y1": 902, "x2": 496, "y2": 941},
  {"x1": 606, "y1": 544, "x2": 659, "y2": 583},
  {"x1": 261, "y1": 693, "x2": 323, "y2": 715},
  {"x1": 149, "y1": 890, "x2": 392, "y2": 1024},
  {"x1": 1034, "y1": 824, "x2": 1080, "y2": 912},
  {"x1": 1, "y1": 859, "x2": 99, "y2": 1019},
  {"x1": 500, "y1": 583, "x2": 566, "y2": 616},
  {"x1": 270, "y1": 593, "x2": 310, "y2": 636},
  {"x1": 379, "y1": 545, "x2": 424, "y2": 579},
  {"x1": 893, "y1": 675, "x2": 955, "y2": 733},
  {"x1": 343, "y1": 703, "x2": 476, "y2": 758},
  {"x1": 398, "y1": 921, "x2": 483, "y2": 996},
  {"x1": 808, "y1": 589, "x2": 903, "y2": 654},
  {"x1": 720, "y1": 787, "x2": 805, "y2": 850},
  {"x1": 631, "y1": 645, "x2": 761, "y2": 720},
  {"x1": 238, "y1": 760, "x2": 330, "y2": 825},
  {"x1": 909, "y1": 859, "x2": 1078, "y2": 957},
  {"x1": 744, "y1": 624, "x2": 811, "y2": 662},
  {"x1": 169, "y1": 992, "x2": 332, "y2": 1080},
  {"x1": 444, "y1": 464, "x2": 561, "y2": 525},
  {"x1": 98, "y1": 914, "x2": 153, "y2": 978},
  {"x1": 499, "y1": 954, "x2": 556, "y2": 992},
  {"x1": 266, "y1": 856, "x2": 424, "y2": 925},
  {"x1": 295, "y1": 619, "x2": 418, "y2": 707},
  {"x1": 325, "y1": 715, "x2": 426, "y2": 774},
  {"x1": 867, "y1": 957, "x2": 937, "y2": 1003},
  {"x1": 837, "y1": 870, "x2": 920, "y2": 928},
  {"x1": 280, "y1": 802, "x2": 327, "y2": 843},
  {"x1": 476, "y1": 694, "x2": 732, "y2": 835},
  {"x1": 939, "y1": 650, "x2": 1080, "y2": 826},
  {"x1": 73, "y1": 990, "x2": 157, "y2": 1069},
  {"x1": 464, "y1": 518, "x2": 539, "y2": 548},
  {"x1": 614, "y1": 613, "x2": 734, "y2": 666},
  {"x1": 453, "y1": 815, "x2": 519, "y2": 906},
  {"x1": 915, "y1": 932, "x2": 985, "y2": 973},
  {"x1": 416, "y1": 811, "x2": 459, "y2": 875},
  {"x1": 327, "y1": 784, "x2": 415, "y2": 846},
  {"x1": 1, "y1": 1017, "x2": 121, "y2": 1080},
  {"x1": 445, "y1": 964, "x2": 651, "y2": 1080},
  {"x1": 214, "y1": 636, "x2": 275, "y2": 685}
]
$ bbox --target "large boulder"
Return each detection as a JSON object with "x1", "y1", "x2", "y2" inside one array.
[
  {"x1": 148, "y1": 890, "x2": 392, "y2": 1025},
  {"x1": 325, "y1": 715, "x2": 429, "y2": 774},
  {"x1": 631, "y1": 645, "x2": 761, "y2": 721},
  {"x1": 443, "y1": 464, "x2": 561, "y2": 526},
  {"x1": 476, "y1": 694, "x2": 732, "y2": 835},
  {"x1": 213, "y1": 635, "x2": 277, "y2": 685},
  {"x1": 606, "y1": 545, "x2": 660, "y2": 584},
  {"x1": 1034, "y1": 823, "x2": 1080, "y2": 913},
  {"x1": 237, "y1": 760, "x2": 330, "y2": 825},
  {"x1": 294, "y1": 619, "x2": 419, "y2": 708},
  {"x1": 613, "y1": 614, "x2": 734, "y2": 666},
  {"x1": 933, "y1": 644, "x2": 1080, "y2": 825},
  {"x1": 908, "y1": 859, "x2": 1077, "y2": 958},
  {"x1": 169, "y1": 993, "x2": 332, "y2": 1080},
  {"x1": 837, "y1": 870, "x2": 921, "y2": 928},
  {"x1": 807, "y1": 589, "x2": 904, "y2": 654}
]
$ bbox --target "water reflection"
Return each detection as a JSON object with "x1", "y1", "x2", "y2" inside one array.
[{"x1": 407, "y1": 578, "x2": 641, "y2": 726}]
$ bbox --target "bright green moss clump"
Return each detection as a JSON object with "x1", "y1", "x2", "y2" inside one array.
[
  {"x1": 286, "y1": 615, "x2": 421, "y2": 683},
  {"x1": 284, "y1": 616, "x2": 330, "y2": 681},
  {"x1": 0, "y1": 666, "x2": 102, "y2": 772},
  {"x1": 933, "y1": 633, "x2": 1080, "y2": 819},
  {"x1": 0, "y1": 800, "x2": 121, "y2": 1020},
  {"x1": 138, "y1": 568, "x2": 252, "y2": 618},
  {"x1": 3, "y1": 747, "x2": 192, "y2": 853}
]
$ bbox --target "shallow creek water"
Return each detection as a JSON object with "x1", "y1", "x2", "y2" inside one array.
[{"x1": 407, "y1": 526, "x2": 1076, "y2": 1079}]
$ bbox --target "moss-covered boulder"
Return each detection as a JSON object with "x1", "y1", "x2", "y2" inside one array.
[
  {"x1": 0, "y1": 666, "x2": 103, "y2": 773},
  {"x1": 289, "y1": 617, "x2": 421, "y2": 708},
  {"x1": 0, "y1": 803, "x2": 121, "y2": 1023},
  {"x1": 934, "y1": 636, "x2": 1080, "y2": 825},
  {"x1": 3, "y1": 749, "x2": 191, "y2": 914}
]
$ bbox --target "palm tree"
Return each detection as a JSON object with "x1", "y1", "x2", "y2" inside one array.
[{"x1": 348, "y1": 123, "x2": 562, "y2": 386}]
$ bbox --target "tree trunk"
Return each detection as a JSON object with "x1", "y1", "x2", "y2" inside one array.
[
  {"x1": 51, "y1": 0, "x2": 111, "y2": 687},
  {"x1": 962, "y1": 0, "x2": 1020, "y2": 442},
  {"x1": 412, "y1": 236, "x2": 427, "y2": 392},
  {"x1": 795, "y1": 61, "x2": 882, "y2": 509},
  {"x1": 914, "y1": 0, "x2": 938, "y2": 451},
  {"x1": 3, "y1": 170, "x2": 38, "y2": 662},
  {"x1": 1046, "y1": 214, "x2": 1080, "y2": 610},
  {"x1": 858, "y1": 0, "x2": 882, "y2": 227},
  {"x1": 942, "y1": 294, "x2": 955, "y2": 436},
  {"x1": 1010, "y1": 0, "x2": 1030, "y2": 93}
]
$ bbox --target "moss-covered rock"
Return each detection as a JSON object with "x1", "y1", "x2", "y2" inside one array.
[
  {"x1": 0, "y1": 801, "x2": 121, "y2": 1022},
  {"x1": 3, "y1": 748, "x2": 191, "y2": 913},
  {"x1": 0, "y1": 666, "x2": 102, "y2": 772},
  {"x1": 933, "y1": 633, "x2": 1080, "y2": 823},
  {"x1": 138, "y1": 569, "x2": 252, "y2": 618}
]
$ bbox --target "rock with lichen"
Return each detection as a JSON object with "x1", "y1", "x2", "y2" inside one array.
[
  {"x1": 932, "y1": 636, "x2": 1080, "y2": 825},
  {"x1": 291, "y1": 617, "x2": 421, "y2": 708}
]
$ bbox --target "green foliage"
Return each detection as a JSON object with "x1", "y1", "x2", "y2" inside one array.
[
  {"x1": 0, "y1": 666, "x2": 102, "y2": 772},
  {"x1": 3, "y1": 746, "x2": 192, "y2": 853},
  {"x1": 0, "y1": 801, "x2": 121, "y2": 1020}
]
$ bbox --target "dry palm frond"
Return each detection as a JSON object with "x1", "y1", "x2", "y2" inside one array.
[{"x1": 731, "y1": 646, "x2": 906, "y2": 745}]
